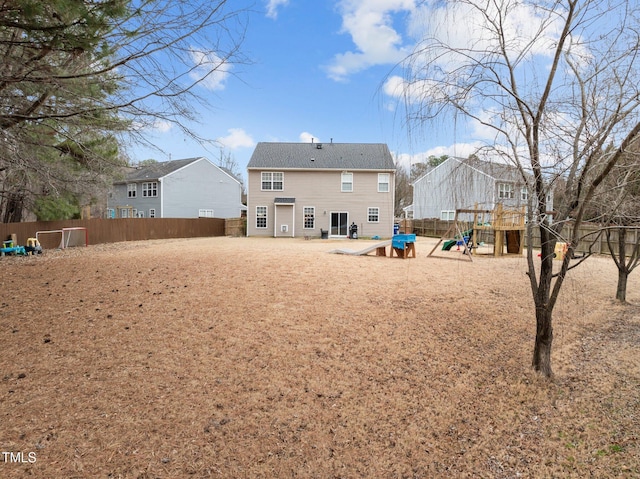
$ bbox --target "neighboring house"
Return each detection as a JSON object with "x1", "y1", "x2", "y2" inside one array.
[
  {"x1": 108, "y1": 157, "x2": 245, "y2": 219},
  {"x1": 246, "y1": 142, "x2": 396, "y2": 238},
  {"x1": 412, "y1": 156, "x2": 553, "y2": 220}
]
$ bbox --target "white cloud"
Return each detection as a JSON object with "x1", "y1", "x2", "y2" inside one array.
[
  {"x1": 383, "y1": 74, "x2": 449, "y2": 104},
  {"x1": 383, "y1": 1, "x2": 571, "y2": 149},
  {"x1": 407, "y1": 1, "x2": 566, "y2": 72},
  {"x1": 153, "y1": 120, "x2": 173, "y2": 133},
  {"x1": 382, "y1": 1, "x2": 567, "y2": 106},
  {"x1": 266, "y1": 0, "x2": 289, "y2": 19},
  {"x1": 189, "y1": 49, "x2": 230, "y2": 91},
  {"x1": 131, "y1": 118, "x2": 173, "y2": 134},
  {"x1": 216, "y1": 128, "x2": 255, "y2": 150},
  {"x1": 326, "y1": 0, "x2": 416, "y2": 81},
  {"x1": 385, "y1": 1, "x2": 569, "y2": 108},
  {"x1": 299, "y1": 132, "x2": 319, "y2": 143},
  {"x1": 421, "y1": 143, "x2": 484, "y2": 159}
]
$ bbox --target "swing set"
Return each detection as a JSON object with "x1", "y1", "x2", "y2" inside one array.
[{"x1": 428, "y1": 204, "x2": 526, "y2": 261}]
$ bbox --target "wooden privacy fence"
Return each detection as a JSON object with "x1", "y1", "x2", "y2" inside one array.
[
  {"x1": 399, "y1": 219, "x2": 451, "y2": 237},
  {"x1": 224, "y1": 217, "x2": 246, "y2": 237},
  {"x1": 407, "y1": 218, "x2": 638, "y2": 255},
  {"x1": 0, "y1": 217, "x2": 231, "y2": 248}
]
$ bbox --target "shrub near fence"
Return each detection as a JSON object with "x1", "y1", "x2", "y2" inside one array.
[{"x1": 0, "y1": 218, "x2": 228, "y2": 249}]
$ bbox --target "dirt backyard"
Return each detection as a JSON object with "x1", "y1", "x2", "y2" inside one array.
[{"x1": 1, "y1": 236, "x2": 639, "y2": 478}]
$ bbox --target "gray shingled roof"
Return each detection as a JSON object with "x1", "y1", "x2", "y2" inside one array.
[
  {"x1": 247, "y1": 142, "x2": 395, "y2": 170},
  {"x1": 119, "y1": 157, "x2": 202, "y2": 182},
  {"x1": 464, "y1": 157, "x2": 524, "y2": 182}
]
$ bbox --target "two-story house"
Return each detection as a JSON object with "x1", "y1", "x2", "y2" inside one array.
[
  {"x1": 412, "y1": 156, "x2": 553, "y2": 220},
  {"x1": 108, "y1": 157, "x2": 245, "y2": 219},
  {"x1": 247, "y1": 142, "x2": 396, "y2": 238}
]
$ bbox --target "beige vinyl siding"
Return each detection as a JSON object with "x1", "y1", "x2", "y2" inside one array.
[{"x1": 247, "y1": 169, "x2": 395, "y2": 238}]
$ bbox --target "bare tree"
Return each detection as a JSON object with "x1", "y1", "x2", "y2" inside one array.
[
  {"x1": 394, "y1": 162, "x2": 411, "y2": 217},
  {"x1": 399, "y1": 0, "x2": 640, "y2": 376},
  {"x1": 596, "y1": 149, "x2": 640, "y2": 301},
  {"x1": 606, "y1": 226, "x2": 640, "y2": 302},
  {"x1": 216, "y1": 148, "x2": 245, "y2": 194}
]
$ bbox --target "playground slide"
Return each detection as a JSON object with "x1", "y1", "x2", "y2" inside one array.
[{"x1": 328, "y1": 240, "x2": 392, "y2": 256}]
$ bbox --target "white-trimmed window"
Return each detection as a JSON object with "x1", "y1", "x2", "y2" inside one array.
[
  {"x1": 498, "y1": 182, "x2": 514, "y2": 199},
  {"x1": 378, "y1": 173, "x2": 390, "y2": 192},
  {"x1": 441, "y1": 210, "x2": 455, "y2": 221},
  {"x1": 261, "y1": 172, "x2": 284, "y2": 191},
  {"x1": 199, "y1": 209, "x2": 215, "y2": 218},
  {"x1": 136, "y1": 210, "x2": 145, "y2": 218},
  {"x1": 120, "y1": 208, "x2": 130, "y2": 218},
  {"x1": 521, "y1": 187, "x2": 528, "y2": 202},
  {"x1": 303, "y1": 207, "x2": 315, "y2": 229},
  {"x1": 341, "y1": 172, "x2": 353, "y2": 192},
  {"x1": 368, "y1": 207, "x2": 380, "y2": 223},
  {"x1": 127, "y1": 183, "x2": 137, "y2": 198},
  {"x1": 149, "y1": 209, "x2": 156, "y2": 218},
  {"x1": 142, "y1": 182, "x2": 158, "y2": 197},
  {"x1": 256, "y1": 206, "x2": 267, "y2": 228}
]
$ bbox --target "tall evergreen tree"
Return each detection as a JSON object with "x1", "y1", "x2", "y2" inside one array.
[{"x1": 0, "y1": 0, "x2": 247, "y2": 220}]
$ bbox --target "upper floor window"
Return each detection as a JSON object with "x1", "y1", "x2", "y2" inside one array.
[
  {"x1": 262, "y1": 172, "x2": 283, "y2": 191},
  {"x1": 142, "y1": 182, "x2": 158, "y2": 197},
  {"x1": 378, "y1": 173, "x2": 390, "y2": 192},
  {"x1": 341, "y1": 172, "x2": 353, "y2": 192},
  {"x1": 521, "y1": 187, "x2": 528, "y2": 202},
  {"x1": 127, "y1": 183, "x2": 137, "y2": 198},
  {"x1": 498, "y1": 183, "x2": 514, "y2": 199}
]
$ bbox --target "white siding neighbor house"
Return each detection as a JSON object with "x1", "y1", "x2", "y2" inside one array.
[
  {"x1": 108, "y1": 157, "x2": 244, "y2": 219},
  {"x1": 412, "y1": 156, "x2": 553, "y2": 220},
  {"x1": 247, "y1": 142, "x2": 396, "y2": 238}
]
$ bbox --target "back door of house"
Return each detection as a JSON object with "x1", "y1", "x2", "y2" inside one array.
[
  {"x1": 274, "y1": 204, "x2": 294, "y2": 237},
  {"x1": 330, "y1": 212, "x2": 348, "y2": 237}
]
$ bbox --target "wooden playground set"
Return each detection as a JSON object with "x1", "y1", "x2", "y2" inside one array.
[
  {"x1": 428, "y1": 204, "x2": 526, "y2": 261},
  {"x1": 329, "y1": 204, "x2": 525, "y2": 261}
]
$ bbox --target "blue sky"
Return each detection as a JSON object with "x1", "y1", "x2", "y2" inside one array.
[{"x1": 129, "y1": 0, "x2": 487, "y2": 178}]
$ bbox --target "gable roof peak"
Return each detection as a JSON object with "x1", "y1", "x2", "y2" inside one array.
[{"x1": 122, "y1": 157, "x2": 205, "y2": 182}]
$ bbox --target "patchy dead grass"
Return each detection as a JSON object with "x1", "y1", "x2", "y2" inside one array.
[{"x1": 0, "y1": 236, "x2": 638, "y2": 478}]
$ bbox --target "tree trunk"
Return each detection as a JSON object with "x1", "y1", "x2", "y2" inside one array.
[
  {"x1": 616, "y1": 268, "x2": 628, "y2": 302},
  {"x1": 531, "y1": 226, "x2": 555, "y2": 378},
  {"x1": 615, "y1": 227, "x2": 628, "y2": 302},
  {"x1": 1, "y1": 192, "x2": 24, "y2": 223},
  {"x1": 532, "y1": 305, "x2": 554, "y2": 377}
]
